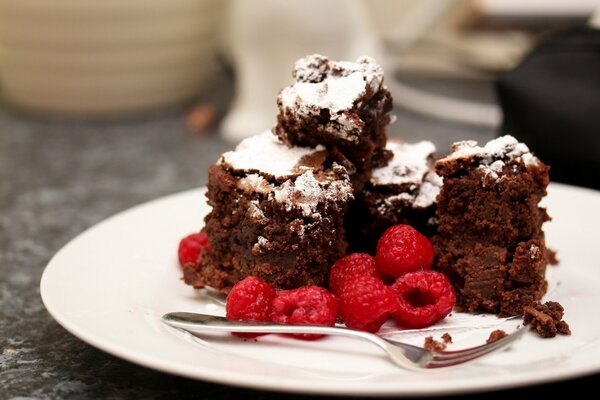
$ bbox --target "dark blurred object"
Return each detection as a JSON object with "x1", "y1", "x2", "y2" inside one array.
[{"x1": 497, "y1": 27, "x2": 600, "y2": 190}]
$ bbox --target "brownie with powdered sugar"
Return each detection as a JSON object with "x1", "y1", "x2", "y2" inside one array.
[
  {"x1": 183, "y1": 132, "x2": 354, "y2": 292},
  {"x1": 274, "y1": 54, "x2": 393, "y2": 190},
  {"x1": 432, "y1": 135, "x2": 551, "y2": 316}
]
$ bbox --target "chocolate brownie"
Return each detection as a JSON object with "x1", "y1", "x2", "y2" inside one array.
[
  {"x1": 183, "y1": 132, "x2": 354, "y2": 292},
  {"x1": 274, "y1": 54, "x2": 393, "y2": 190},
  {"x1": 347, "y1": 140, "x2": 442, "y2": 253},
  {"x1": 432, "y1": 135, "x2": 551, "y2": 315}
]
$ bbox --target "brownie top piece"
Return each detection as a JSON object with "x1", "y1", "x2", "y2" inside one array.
[
  {"x1": 220, "y1": 131, "x2": 325, "y2": 180},
  {"x1": 370, "y1": 140, "x2": 442, "y2": 209},
  {"x1": 436, "y1": 135, "x2": 542, "y2": 177},
  {"x1": 219, "y1": 131, "x2": 354, "y2": 218},
  {"x1": 277, "y1": 54, "x2": 386, "y2": 142}
]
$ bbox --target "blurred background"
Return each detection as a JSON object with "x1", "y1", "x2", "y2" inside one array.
[
  {"x1": 2, "y1": 0, "x2": 598, "y2": 189},
  {"x1": 1, "y1": 1, "x2": 599, "y2": 398},
  {"x1": 1, "y1": 0, "x2": 598, "y2": 188}
]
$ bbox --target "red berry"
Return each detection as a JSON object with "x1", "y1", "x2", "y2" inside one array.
[
  {"x1": 391, "y1": 270, "x2": 456, "y2": 329},
  {"x1": 226, "y1": 276, "x2": 276, "y2": 338},
  {"x1": 271, "y1": 286, "x2": 337, "y2": 340},
  {"x1": 375, "y1": 224, "x2": 434, "y2": 278},
  {"x1": 339, "y1": 276, "x2": 398, "y2": 333},
  {"x1": 178, "y1": 231, "x2": 209, "y2": 267},
  {"x1": 329, "y1": 253, "x2": 380, "y2": 296}
]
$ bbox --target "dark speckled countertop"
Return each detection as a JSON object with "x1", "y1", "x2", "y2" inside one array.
[{"x1": 0, "y1": 76, "x2": 597, "y2": 399}]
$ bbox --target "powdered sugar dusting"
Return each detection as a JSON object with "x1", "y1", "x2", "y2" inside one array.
[
  {"x1": 252, "y1": 235, "x2": 270, "y2": 254},
  {"x1": 290, "y1": 222, "x2": 306, "y2": 238},
  {"x1": 377, "y1": 192, "x2": 414, "y2": 214},
  {"x1": 521, "y1": 152, "x2": 538, "y2": 166},
  {"x1": 369, "y1": 141, "x2": 441, "y2": 213},
  {"x1": 414, "y1": 172, "x2": 443, "y2": 209},
  {"x1": 238, "y1": 174, "x2": 271, "y2": 194},
  {"x1": 444, "y1": 135, "x2": 541, "y2": 174},
  {"x1": 248, "y1": 200, "x2": 265, "y2": 221},
  {"x1": 220, "y1": 131, "x2": 323, "y2": 177},
  {"x1": 274, "y1": 170, "x2": 353, "y2": 217},
  {"x1": 286, "y1": 72, "x2": 367, "y2": 112},
  {"x1": 530, "y1": 243, "x2": 541, "y2": 259},
  {"x1": 235, "y1": 161, "x2": 353, "y2": 218},
  {"x1": 292, "y1": 54, "x2": 383, "y2": 92},
  {"x1": 278, "y1": 54, "x2": 385, "y2": 141},
  {"x1": 371, "y1": 141, "x2": 436, "y2": 186},
  {"x1": 479, "y1": 160, "x2": 505, "y2": 179}
]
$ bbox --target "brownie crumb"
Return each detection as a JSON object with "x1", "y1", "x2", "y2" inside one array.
[
  {"x1": 486, "y1": 329, "x2": 508, "y2": 344},
  {"x1": 424, "y1": 336, "x2": 447, "y2": 352},
  {"x1": 547, "y1": 249, "x2": 559, "y2": 265},
  {"x1": 441, "y1": 333, "x2": 452, "y2": 343},
  {"x1": 523, "y1": 301, "x2": 571, "y2": 338}
]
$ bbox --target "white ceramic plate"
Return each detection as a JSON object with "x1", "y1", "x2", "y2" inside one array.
[{"x1": 41, "y1": 183, "x2": 600, "y2": 397}]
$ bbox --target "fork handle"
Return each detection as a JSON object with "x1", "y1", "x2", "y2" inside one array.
[{"x1": 163, "y1": 312, "x2": 373, "y2": 339}]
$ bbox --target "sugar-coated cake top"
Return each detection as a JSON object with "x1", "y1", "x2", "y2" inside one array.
[
  {"x1": 370, "y1": 140, "x2": 441, "y2": 210},
  {"x1": 220, "y1": 131, "x2": 324, "y2": 177},
  {"x1": 437, "y1": 135, "x2": 540, "y2": 179},
  {"x1": 371, "y1": 140, "x2": 436, "y2": 186},
  {"x1": 222, "y1": 132, "x2": 353, "y2": 218},
  {"x1": 278, "y1": 54, "x2": 385, "y2": 141},
  {"x1": 238, "y1": 168, "x2": 353, "y2": 219},
  {"x1": 446, "y1": 135, "x2": 537, "y2": 164},
  {"x1": 291, "y1": 54, "x2": 384, "y2": 97}
]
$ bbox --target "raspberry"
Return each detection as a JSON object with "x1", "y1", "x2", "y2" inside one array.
[
  {"x1": 329, "y1": 253, "x2": 380, "y2": 296},
  {"x1": 339, "y1": 276, "x2": 398, "y2": 333},
  {"x1": 226, "y1": 276, "x2": 276, "y2": 338},
  {"x1": 271, "y1": 286, "x2": 337, "y2": 340},
  {"x1": 178, "y1": 231, "x2": 209, "y2": 268},
  {"x1": 375, "y1": 224, "x2": 434, "y2": 278},
  {"x1": 391, "y1": 270, "x2": 455, "y2": 329}
]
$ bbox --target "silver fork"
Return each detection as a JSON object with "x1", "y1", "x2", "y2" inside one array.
[{"x1": 162, "y1": 312, "x2": 526, "y2": 371}]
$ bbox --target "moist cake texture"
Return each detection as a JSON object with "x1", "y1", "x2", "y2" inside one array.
[
  {"x1": 183, "y1": 132, "x2": 354, "y2": 292},
  {"x1": 432, "y1": 135, "x2": 551, "y2": 316},
  {"x1": 347, "y1": 140, "x2": 442, "y2": 252},
  {"x1": 274, "y1": 54, "x2": 393, "y2": 189}
]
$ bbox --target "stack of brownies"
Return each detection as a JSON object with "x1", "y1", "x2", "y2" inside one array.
[{"x1": 183, "y1": 54, "x2": 551, "y2": 317}]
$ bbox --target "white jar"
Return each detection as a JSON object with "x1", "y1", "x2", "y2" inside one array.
[{"x1": 0, "y1": 0, "x2": 225, "y2": 117}]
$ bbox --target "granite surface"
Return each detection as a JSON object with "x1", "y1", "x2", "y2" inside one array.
[{"x1": 0, "y1": 77, "x2": 596, "y2": 399}]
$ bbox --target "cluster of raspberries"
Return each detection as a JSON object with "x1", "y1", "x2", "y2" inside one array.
[{"x1": 179, "y1": 224, "x2": 456, "y2": 340}]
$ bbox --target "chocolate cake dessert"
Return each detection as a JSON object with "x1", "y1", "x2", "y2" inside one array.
[
  {"x1": 274, "y1": 54, "x2": 393, "y2": 189},
  {"x1": 182, "y1": 54, "x2": 567, "y2": 336},
  {"x1": 432, "y1": 135, "x2": 551, "y2": 316},
  {"x1": 184, "y1": 132, "x2": 354, "y2": 292},
  {"x1": 347, "y1": 140, "x2": 442, "y2": 252}
]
